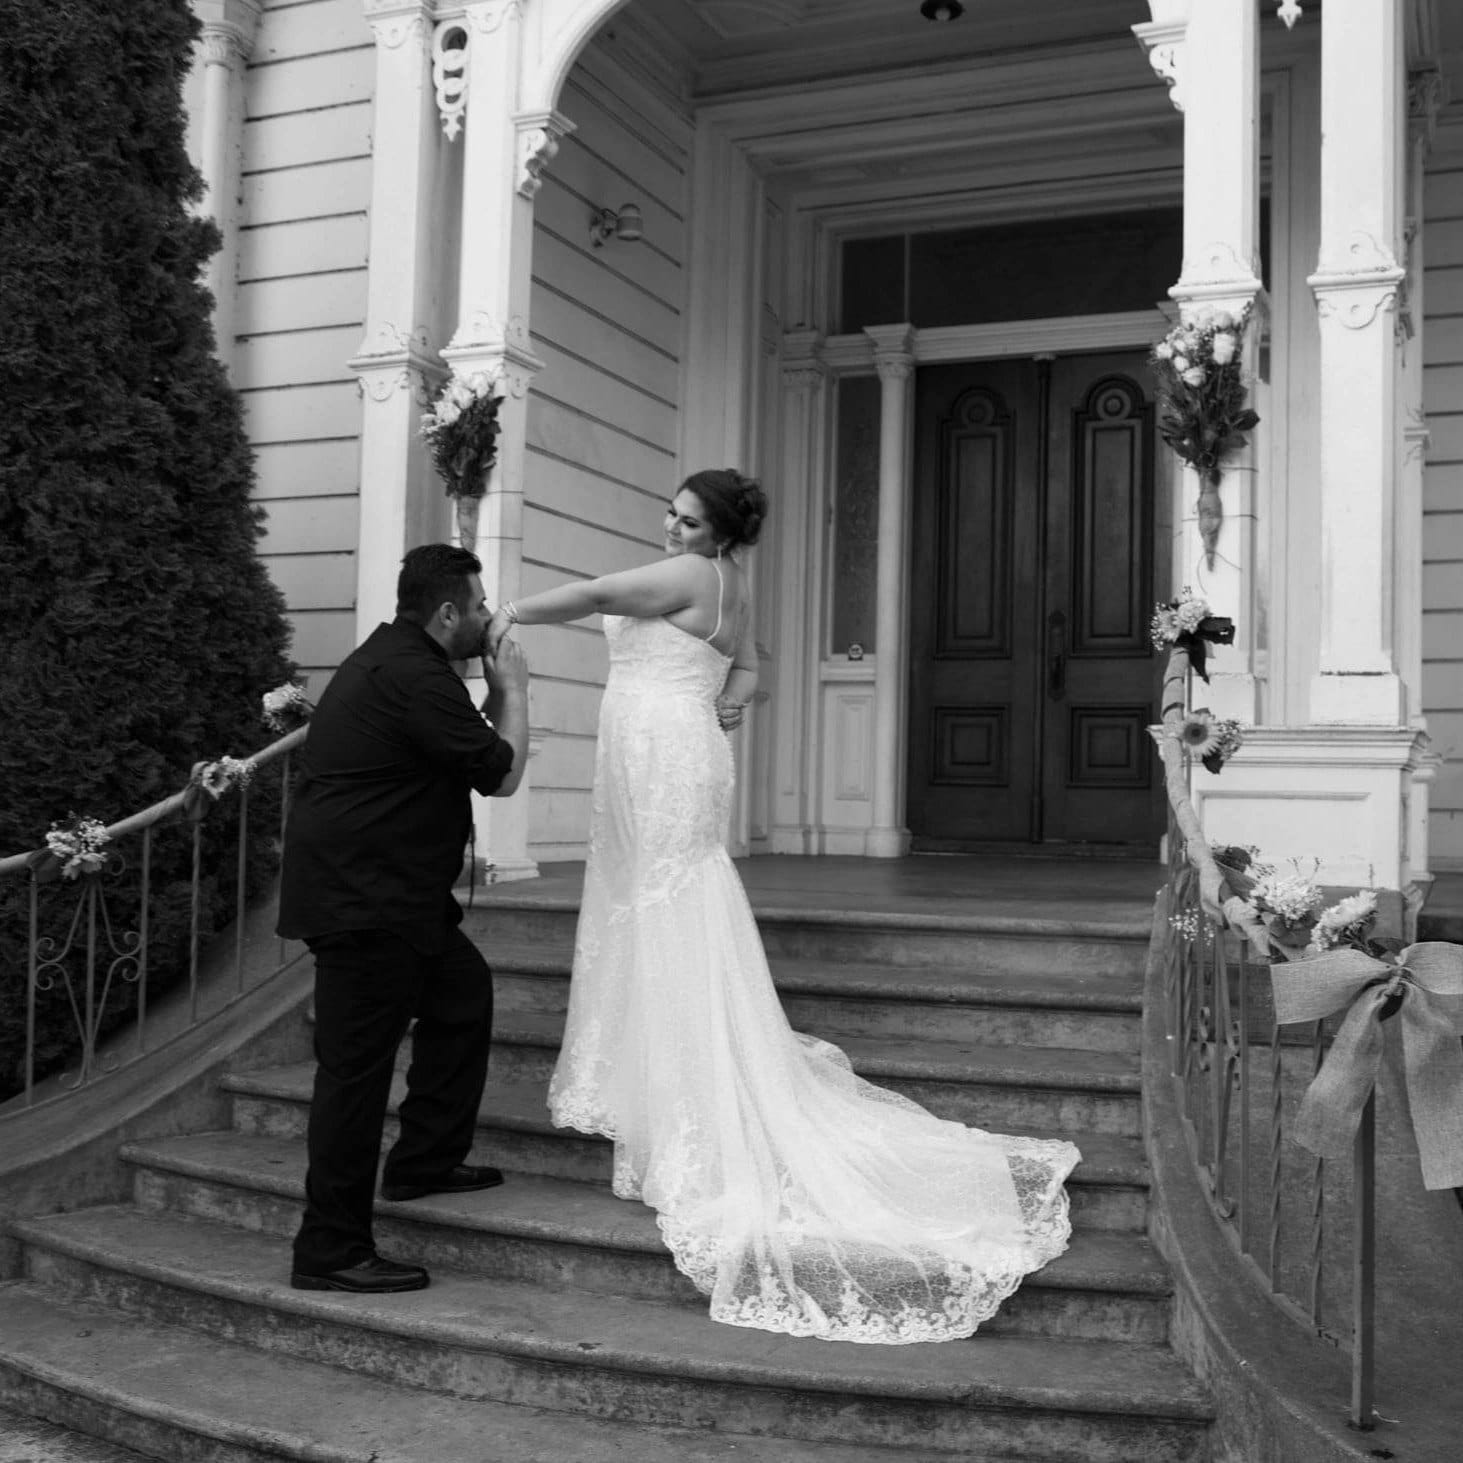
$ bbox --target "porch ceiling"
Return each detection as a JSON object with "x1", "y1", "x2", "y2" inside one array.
[{"x1": 630, "y1": 0, "x2": 1155, "y2": 98}]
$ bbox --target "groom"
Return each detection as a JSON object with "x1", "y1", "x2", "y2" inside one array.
[{"x1": 279, "y1": 543, "x2": 529, "y2": 1294}]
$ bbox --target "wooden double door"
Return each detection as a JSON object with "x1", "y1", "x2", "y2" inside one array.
[{"x1": 906, "y1": 353, "x2": 1163, "y2": 853}]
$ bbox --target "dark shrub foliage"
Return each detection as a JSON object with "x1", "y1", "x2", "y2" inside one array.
[{"x1": 0, "y1": 0, "x2": 295, "y2": 1096}]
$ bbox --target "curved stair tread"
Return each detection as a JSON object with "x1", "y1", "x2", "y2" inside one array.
[
  {"x1": 489, "y1": 941, "x2": 1145, "y2": 1008},
  {"x1": 114, "y1": 1132, "x2": 1168, "y2": 1294},
  {"x1": 0, "y1": 1286, "x2": 928, "y2": 1463},
  {"x1": 7, "y1": 1210, "x2": 1210, "y2": 1418},
  {"x1": 219, "y1": 1068, "x2": 1152, "y2": 1187},
  {"x1": 486, "y1": 1010, "x2": 1143, "y2": 1090}
]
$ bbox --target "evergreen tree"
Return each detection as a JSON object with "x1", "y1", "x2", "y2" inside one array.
[{"x1": 0, "y1": 0, "x2": 295, "y2": 1094}]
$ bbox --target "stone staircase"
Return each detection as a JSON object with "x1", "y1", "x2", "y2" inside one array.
[{"x1": 0, "y1": 873, "x2": 1213, "y2": 1462}]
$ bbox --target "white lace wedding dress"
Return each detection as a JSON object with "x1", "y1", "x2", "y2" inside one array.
[{"x1": 547, "y1": 611, "x2": 1080, "y2": 1344}]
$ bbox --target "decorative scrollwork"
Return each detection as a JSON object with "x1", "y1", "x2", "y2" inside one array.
[
  {"x1": 432, "y1": 22, "x2": 469, "y2": 141},
  {"x1": 1276, "y1": 0, "x2": 1302, "y2": 29},
  {"x1": 32, "y1": 863, "x2": 143, "y2": 1091}
]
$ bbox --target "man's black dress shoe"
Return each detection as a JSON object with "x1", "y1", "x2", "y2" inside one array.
[
  {"x1": 291, "y1": 1255, "x2": 429, "y2": 1293},
  {"x1": 380, "y1": 1164, "x2": 505, "y2": 1202}
]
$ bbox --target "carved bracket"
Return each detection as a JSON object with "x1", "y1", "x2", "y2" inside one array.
[
  {"x1": 1275, "y1": 0, "x2": 1302, "y2": 28},
  {"x1": 463, "y1": 0, "x2": 524, "y2": 37},
  {"x1": 442, "y1": 316, "x2": 543, "y2": 399},
  {"x1": 514, "y1": 109, "x2": 576, "y2": 199},
  {"x1": 1310, "y1": 232, "x2": 1406, "y2": 331},
  {"x1": 1132, "y1": 20, "x2": 1186, "y2": 113}
]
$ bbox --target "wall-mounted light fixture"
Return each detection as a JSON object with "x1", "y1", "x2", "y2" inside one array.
[
  {"x1": 919, "y1": 0, "x2": 964, "y2": 19},
  {"x1": 589, "y1": 203, "x2": 644, "y2": 248}
]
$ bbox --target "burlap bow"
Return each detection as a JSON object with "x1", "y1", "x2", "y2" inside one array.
[{"x1": 1270, "y1": 943, "x2": 1463, "y2": 1189}]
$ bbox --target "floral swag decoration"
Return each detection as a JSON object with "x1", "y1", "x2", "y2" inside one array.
[
  {"x1": 421, "y1": 372, "x2": 504, "y2": 502},
  {"x1": 1207, "y1": 845, "x2": 1463, "y2": 1192},
  {"x1": 1150, "y1": 306, "x2": 1260, "y2": 568}
]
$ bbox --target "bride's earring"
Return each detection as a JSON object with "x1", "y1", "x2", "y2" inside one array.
[{"x1": 717, "y1": 543, "x2": 725, "y2": 560}]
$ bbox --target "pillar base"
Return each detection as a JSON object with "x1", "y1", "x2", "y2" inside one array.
[
  {"x1": 1190, "y1": 726, "x2": 1428, "y2": 889},
  {"x1": 864, "y1": 826, "x2": 912, "y2": 859}
]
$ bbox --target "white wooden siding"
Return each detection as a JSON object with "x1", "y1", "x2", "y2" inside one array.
[
  {"x1": 238, "y1": 0, "x2": 372, "y2": 690},
  {"x1": 523, "y1": 38, "x2": 692, "y2": 861},
  {"x1": 1423, "y1": 150, "x2": 1463, "y2": 869}
]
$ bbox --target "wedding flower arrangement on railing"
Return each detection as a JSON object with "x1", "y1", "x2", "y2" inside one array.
[
  {"x1": 182, "y1": 754, "x2": 258, "y2": 823},
  {"x1": 40, "y1": 814, "x2": 111, "y2": 881},
  {"x1": 261, "y1": 682, "x2": 312, "y2": 735},
  {"x1": 1150, "y1": 586, "x2": 1235, "y2": 682},
  {"x1": 1173, "y1": 709, "x2": 1244, "y2": 775},
  {"x1": 420, "y1": 371, "x2": 503, "y2": 501},
  {"x1": 1150, "y1": 306, "x2": 1260, "y2": 568}
]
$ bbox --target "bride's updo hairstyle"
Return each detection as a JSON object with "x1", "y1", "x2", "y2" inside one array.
[{"x1": 682, "y1": 469, "x2": 768, "y2": 550}]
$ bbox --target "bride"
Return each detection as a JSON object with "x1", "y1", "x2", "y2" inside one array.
[{"x1": 486, "y1": 469, "x2": 1079, "y2": 1344}]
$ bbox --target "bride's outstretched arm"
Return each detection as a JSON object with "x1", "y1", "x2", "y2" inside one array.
[{"x1": 488, "y1": 555, "x2": 709, "y2": 651}]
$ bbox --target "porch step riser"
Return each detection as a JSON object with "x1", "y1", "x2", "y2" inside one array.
[
  {"x1": 0, "y1": 1367, "x2": 271, "y2": 1463},
  {"x1": 18, "y1": 1250, "x2": 1199, "y2": 1463},
  {"x1": 227, "y1": 1094, "x2": 1148, "y2": 1232},
  {"x1": 471, "y1": 910, "x2": 1146, "y2": 978},
  {"x1": 121, "y1": 1170, "x2": 1168, "y2": 1344},
  {"x1": 482, "y1": 1047, "x2": 1142, "y2": 1136},
  {"x1": 494, "y1": 974, "x2": 1140, "y2": 1055}
]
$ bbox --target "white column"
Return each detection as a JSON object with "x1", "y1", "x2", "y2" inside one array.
[
  {"x1": 863, "y1": 325, "x2": 915, "y2": 859},
  {"x1": 1307, "y1": 0, "x2": 1407, "y2": 726},
  {"x1": 442, "y1": 1, "x2": 573, "y2": 882},
  {"x1": 1148, "y1": 0, "x2": 1264, "y2": 725},
  {"x1": 192, "y1": 0, "x2": 260, "y2": 371},
  {"x1": 349, "y1": 0, "x2": 442, "y2": 634},
  {"x1": 768, "y1": 331, "x2": 830, "y2": 855}
]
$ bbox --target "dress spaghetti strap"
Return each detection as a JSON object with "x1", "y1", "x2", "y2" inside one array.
[{"x1": 704, "y1": 556, "x2": 725, "y2": 645}]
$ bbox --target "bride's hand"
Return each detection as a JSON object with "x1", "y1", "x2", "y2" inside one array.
[
  {"x1": 485, "y1": 607, "x2": 515, "y2": 659},
  {"x1": 716, "y1": 696, "x2": 746, "y2": 732}
]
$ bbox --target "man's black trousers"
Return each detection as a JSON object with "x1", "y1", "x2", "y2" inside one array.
[{"x1": 292, "y1": 926, "x2": 494, "y2": 1275}]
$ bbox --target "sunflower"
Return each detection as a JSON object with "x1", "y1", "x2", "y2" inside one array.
[{"x1": 1174, "y1": 709, "x2": 1221, "y2": 758}]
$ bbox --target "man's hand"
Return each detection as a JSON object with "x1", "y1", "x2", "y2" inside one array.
[
  {"x1": 716, "y1": 696, "x2": 746, "y2": 732},
  {"x1": 485, "y1": 607, "x2": 516, "y2": 658},
  {"x1": 484, "y1": 636, "x2": 529, "y2": 698}
]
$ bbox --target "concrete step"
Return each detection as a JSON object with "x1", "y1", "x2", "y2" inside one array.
[
  {"x1": 482, "y1": 1011, "x2": 1144, "y2": 1136},
  {"x1": 8, "y1": 1210, "x2": 1211, "y2": 1462},
  {"x1": 0, "y1": 1285, "x2": 940, "y2": 1463},
  {"x1": 226, "y1": 1067, "x2": 1151, "y2": 1232},
  {"x1": 114, "y1": 1132, "x2": 1170, "y2": 1344},
  {"x1": 490, "y1": 942, "x2": 1144, "y2": 1054},
  {"x1": 463, "y1": 901, "x2": 1150, "y2": 975},
  {"x1": 0, "y1": 1405, "x2": 156, "y2": 1463}
]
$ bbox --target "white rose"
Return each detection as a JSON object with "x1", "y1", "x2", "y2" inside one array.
[
  {"x1": 1173, "y1": 355, "x2": 1190, "y2": 373},
  {"x1": 1181, "y1": 366, "x2": 1206, "y2": 388},
  {"x1": 447, "y1": 380, "x2": 475, "y2": 410},
  {"x1": 1211, "y1": 309, "x2": 1235, "y2": 331},
  {"x1": 1210, "y1": 332, "x2": 1237, "y2": 365},
  {"x1": 466, "y1": 372, "x2": 492, "y2": 396},
  {"x1": 437, "y1": 400, "x2": 463, "y2": 426},
  {"x1": 1155, "y1": 341, "x2": 1174, "y2": 361}
]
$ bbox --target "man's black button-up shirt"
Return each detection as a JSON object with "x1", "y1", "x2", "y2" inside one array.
[{"x1": 277, "y1": 618, "x2": 515, "y2": 952}]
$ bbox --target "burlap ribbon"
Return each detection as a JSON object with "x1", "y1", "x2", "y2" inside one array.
[{"x1": 1270, "y1": 944, "x2": 1463, "y2": 1189}]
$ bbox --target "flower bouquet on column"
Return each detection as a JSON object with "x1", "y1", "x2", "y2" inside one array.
[
  {"x1": 1150, "y1": 307, "x2": 1260, "y2": 568},
  {"x1": 420, "y1": 372, "x2": 504, "y2": 547}
]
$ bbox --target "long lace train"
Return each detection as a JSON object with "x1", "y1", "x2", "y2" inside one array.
[{"x1": 548, "y1": 614, "x2": 1080, "y2": 1343}]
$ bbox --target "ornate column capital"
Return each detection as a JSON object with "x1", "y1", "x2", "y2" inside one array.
[
  {"x1": 864, "y1": 323, "x2": 915, "y2": 383},
  {"x1": 1132, "y1": 20, "x2": 1186, "y2": 113},
  {"x1": 194, "y1": 0, "x2": 262, "y2": 66},
  {"x1": 514, "y1": 108, "x2": 575, "y2": 199},
  {"x1": 781, "y1": 328, "x2": 828, "y2": 392},
  {"x1": 362, "y1": 0, "x2": 432, "y2": 49},
  {"x1": 462, "y1": 0, "x2": 525, "y2": 37},
  {"x1": 1408, "y1": 65, "x2": 1449, "y2": 151}
]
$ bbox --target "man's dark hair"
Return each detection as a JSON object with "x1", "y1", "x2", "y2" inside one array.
[{"x1": 396, "y1": 543, "x2": 482, "y2": 624}]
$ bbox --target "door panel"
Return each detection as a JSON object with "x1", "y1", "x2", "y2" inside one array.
[{"x1": 907, "y1": 352, "x2": 1161, "y2": 852}]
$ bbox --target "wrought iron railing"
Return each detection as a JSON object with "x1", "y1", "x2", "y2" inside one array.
[
  {"x1": 0, "y1": 727, "x2": 307, "y2": 1116},
  {"x1": 1153, "y1": 645, "x2": 1376, "y2": 1430}
]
